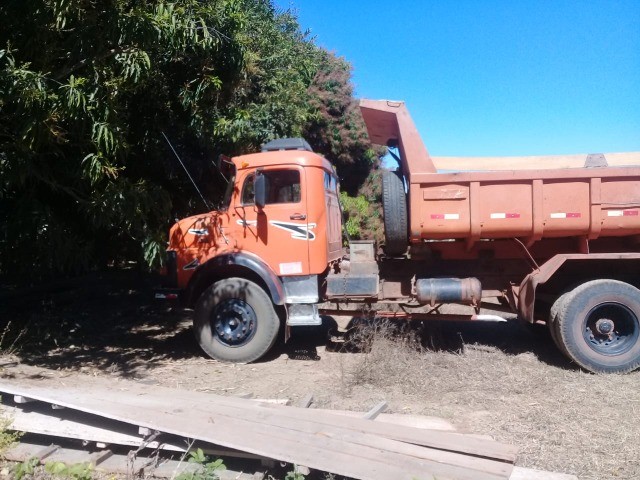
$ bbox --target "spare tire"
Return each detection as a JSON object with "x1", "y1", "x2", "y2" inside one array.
[{"x1": 381, "y1": 170, "x2": 408, "y2": 256}]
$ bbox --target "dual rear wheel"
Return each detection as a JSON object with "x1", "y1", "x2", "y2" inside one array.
[{"x1": 548, "y1": 280, "x2": 640, "y2": 373}]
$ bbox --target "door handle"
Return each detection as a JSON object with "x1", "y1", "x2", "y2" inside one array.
[{"x1": 290, "y1": 213, "x2": 306, "y2": 220}]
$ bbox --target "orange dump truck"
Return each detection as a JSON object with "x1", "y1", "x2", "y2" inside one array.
[{"x1": 159, "y1": 100, "x2": 640, "y2": 373}]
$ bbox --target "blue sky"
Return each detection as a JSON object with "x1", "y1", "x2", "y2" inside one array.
[{"x1": 274, "y1": 0, "x2": 640, "y2": 156}]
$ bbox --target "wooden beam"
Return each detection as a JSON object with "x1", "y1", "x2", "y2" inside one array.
[
  {"x1": 363, "y1": 401, "x2": 388, "y2": 420},
  {"x1": 0, "y1": 375, "x2": 517, "y2": 480},
  {"x1": 296, "y1": 394, "x2": 314, "y2": 409},
  {"x1": 88, "y1": 449, "x2": 113, "y2": 467},
  {"x1": 34, "y1": 444, "x2": 59, "y2": 461}
]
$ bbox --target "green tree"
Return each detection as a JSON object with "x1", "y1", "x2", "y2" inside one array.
[
  {"x1": 0, "y1": 0, "x2": 321, "y2": 278},
  {"x1": 304, "y1": 49, "x2": 382, "y2": 195}
]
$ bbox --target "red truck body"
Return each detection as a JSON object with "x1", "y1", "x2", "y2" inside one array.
[{"x1": 163, "y1": 100, "x2": 640, "y2": 373}]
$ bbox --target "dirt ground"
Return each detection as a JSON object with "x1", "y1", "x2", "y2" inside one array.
[{"x1": 1, "y1": 269, "x2": 639, "y2": 480}]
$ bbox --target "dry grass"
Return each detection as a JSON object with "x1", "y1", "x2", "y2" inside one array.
[{"x1": 339, "y1": 321, "x2": 640, "y2": 480}]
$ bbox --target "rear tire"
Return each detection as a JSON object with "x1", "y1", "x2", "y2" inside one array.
[
  {"x1": 194, "y1": 277, "x2": 280, "y2": 363},
  {"x1": 557, "y1": 280, "x2": 640, "y2": 373},
  {"x1": 381, "y1": 170, "x2": 408, "y2": 256},
  {"x1": 548, "y1": 292, "x2": 570, "y2": 355}
]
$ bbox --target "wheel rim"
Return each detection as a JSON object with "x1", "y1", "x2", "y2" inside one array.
[
  {"x1": 582, "y1": 302, "x2": 640, "y2": 355},
  {"x1": 212, "y1": 299, "x2": 257, "y2": 347}
]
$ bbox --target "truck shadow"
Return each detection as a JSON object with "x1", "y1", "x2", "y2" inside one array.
[
  {"x1": 313, "y1": 316, "x2": 577, "y2": 371},
  {"x1": 1, "y1": 270, "x2": 576, "y2": 375},
  {"x1": 0, "y1": 270, "x2": 202, "y2": 378}
]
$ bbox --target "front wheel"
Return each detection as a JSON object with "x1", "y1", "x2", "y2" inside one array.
[
  {"x1": 194, "y1": 277, "x2": 280, "y2": 363},
  {"x1": 557, "y1": 280, "x2": 640, "y2": 373}
]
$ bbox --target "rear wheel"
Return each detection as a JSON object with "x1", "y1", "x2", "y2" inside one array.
[
  {"x1": 381, "y1": 170, "x2": 408, "y2": 256},
  {"x1": 194, "y1": 277, "x2": 280, "y2": 363},
  {"x1": 557, "y1": 280, "x2": 640, "y2": 373},
  {"x1": 548, "y1": 292, "x2": 570, "y2": 355}
]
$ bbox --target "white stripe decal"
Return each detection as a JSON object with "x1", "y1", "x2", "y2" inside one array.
[
  {"x1": 490, "y1": 213, "x2": 520, "y2": 219},
  {"x1": 550, "y1": 212, "x2": 582, "y2": 219},
  {"x1": 608, "y1": 210, "x2": 638, "y2": 217},
  {"x1": 430, "y1": 213, "x2": 460, "y2": 220}
]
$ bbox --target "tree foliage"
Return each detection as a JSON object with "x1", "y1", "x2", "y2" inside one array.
[
  {"x1": 304, "y1": 50, "x2": 382, "y2": 194},
  {"x1": 0, "y1": 0, "x2": 381, "y2": 279}
]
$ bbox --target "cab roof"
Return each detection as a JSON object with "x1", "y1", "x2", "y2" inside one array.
[{"x1": 232, "y1": 149, "x2": 335, "y2": 173}]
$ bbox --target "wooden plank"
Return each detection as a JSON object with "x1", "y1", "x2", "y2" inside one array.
[
  {"x1": 251, "y1": 398, "x2": 290, "y2": 405},
  {"x1": 59, "y1": 393, "x2": 475, "y2": 479},
  {"x1": 314, "y1": 409, "x2": 456, "y2": 431},
  {"x1": 235, "y1": 393, "x2": 254, "y2": 399},
  {"x1": 45, "y1": 448, "x2": 94, "y2": 466},
  {"x1": 3, "y1": 383, "x2": 513, "y2": 478},
  {"x1": 155, "y1": 390, "x2": 517, "y2": 462},
  {"x1": 88, "y1": 449, "x2": 113, "y2": 467},
  {"x1": 296, "y1": 393, "x2": 314, "y2": 408},
  {"x1": 2, "y1": 386, "x2": 510, "y2": 480},
  {"x1": 3, "y1": 404, "x2": 262, "y2": 460},
  {"x1": 74, "y1": 380, "x2": 516, "y2": 462},
  {"x1": 363, "y1": 401, "x2": 388, "y2": 420},
  {"x1": 34, "y1": 444, "x2": 59, "y2": 461},
  {"x1": 1, "y1": 378, "x2": 516, "y2": 463},
  {"x1": 0, "y1": 381, "x2": 510, "y2": 478},
  {"x1": 7, "y1": 382, "x2": 516, "y2": 468},
  {"x1": 3, "y1": 404, "x2": 184, "y2": 452},
  {"x1": 58, "y1": 373, "x2": 511, "y2": 460}
]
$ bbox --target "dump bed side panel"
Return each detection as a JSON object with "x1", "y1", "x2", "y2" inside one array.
[{"x1": 412, "y1": 169, "x2": 640, "y2": 242}]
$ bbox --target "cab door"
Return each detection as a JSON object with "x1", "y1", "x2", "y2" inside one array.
[{"x1": 234, "y1": 166, "x2": 311, "y2": 276}]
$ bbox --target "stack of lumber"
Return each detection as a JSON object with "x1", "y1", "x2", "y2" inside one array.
[{"x1": 0, "y1": 367, "x2": 573, "y2": 480}]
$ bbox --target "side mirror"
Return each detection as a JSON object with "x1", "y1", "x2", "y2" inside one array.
[{"x1": 254, "y1": 172, "x2": 266, "y2": 209}]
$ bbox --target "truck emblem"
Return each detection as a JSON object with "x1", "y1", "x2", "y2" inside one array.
[{"x1": 269, "y1": 221, "x2": 316, "y2": 240}]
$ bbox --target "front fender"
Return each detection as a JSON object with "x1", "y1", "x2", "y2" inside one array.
[{"x1": 186, "y1": 251, "x2": 285, "y2": 306}]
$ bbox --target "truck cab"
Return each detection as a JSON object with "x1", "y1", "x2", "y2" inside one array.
[{"x1": 163, "y1": 138, "x2": 342, "y2": 363}]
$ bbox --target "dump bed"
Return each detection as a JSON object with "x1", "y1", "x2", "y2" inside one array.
[{"x1": 360, "y1": 99, "x2": 640, "y2": 243}]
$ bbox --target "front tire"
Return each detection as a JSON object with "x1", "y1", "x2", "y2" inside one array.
[
  {"x1": 557, "y1": 280, "x2": 640, "y2": 373},
  {"x1": 194, "y1": 277, "x2": 280, "y2": 363}
]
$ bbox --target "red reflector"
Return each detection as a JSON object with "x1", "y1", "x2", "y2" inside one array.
[
  {"x1": 624, "y1": 210, "x2": 639, "y2": 216},
  {"x1": 506, "y1": 213, "x2": 520, "y2": 218},
  {"x1": 567, "y1": 212, "x2": 581, "y2": 218},
  {"x1": 431, "y1": 214, "x2": 445, "y2": 219}
]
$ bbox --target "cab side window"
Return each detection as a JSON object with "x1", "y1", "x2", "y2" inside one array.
[
  {"x1": 241, "y1": 170, "x2": 301, "y2": 205},
  {"x1": 241, "y1": 174, "x2": 255, "y2": 205}
]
